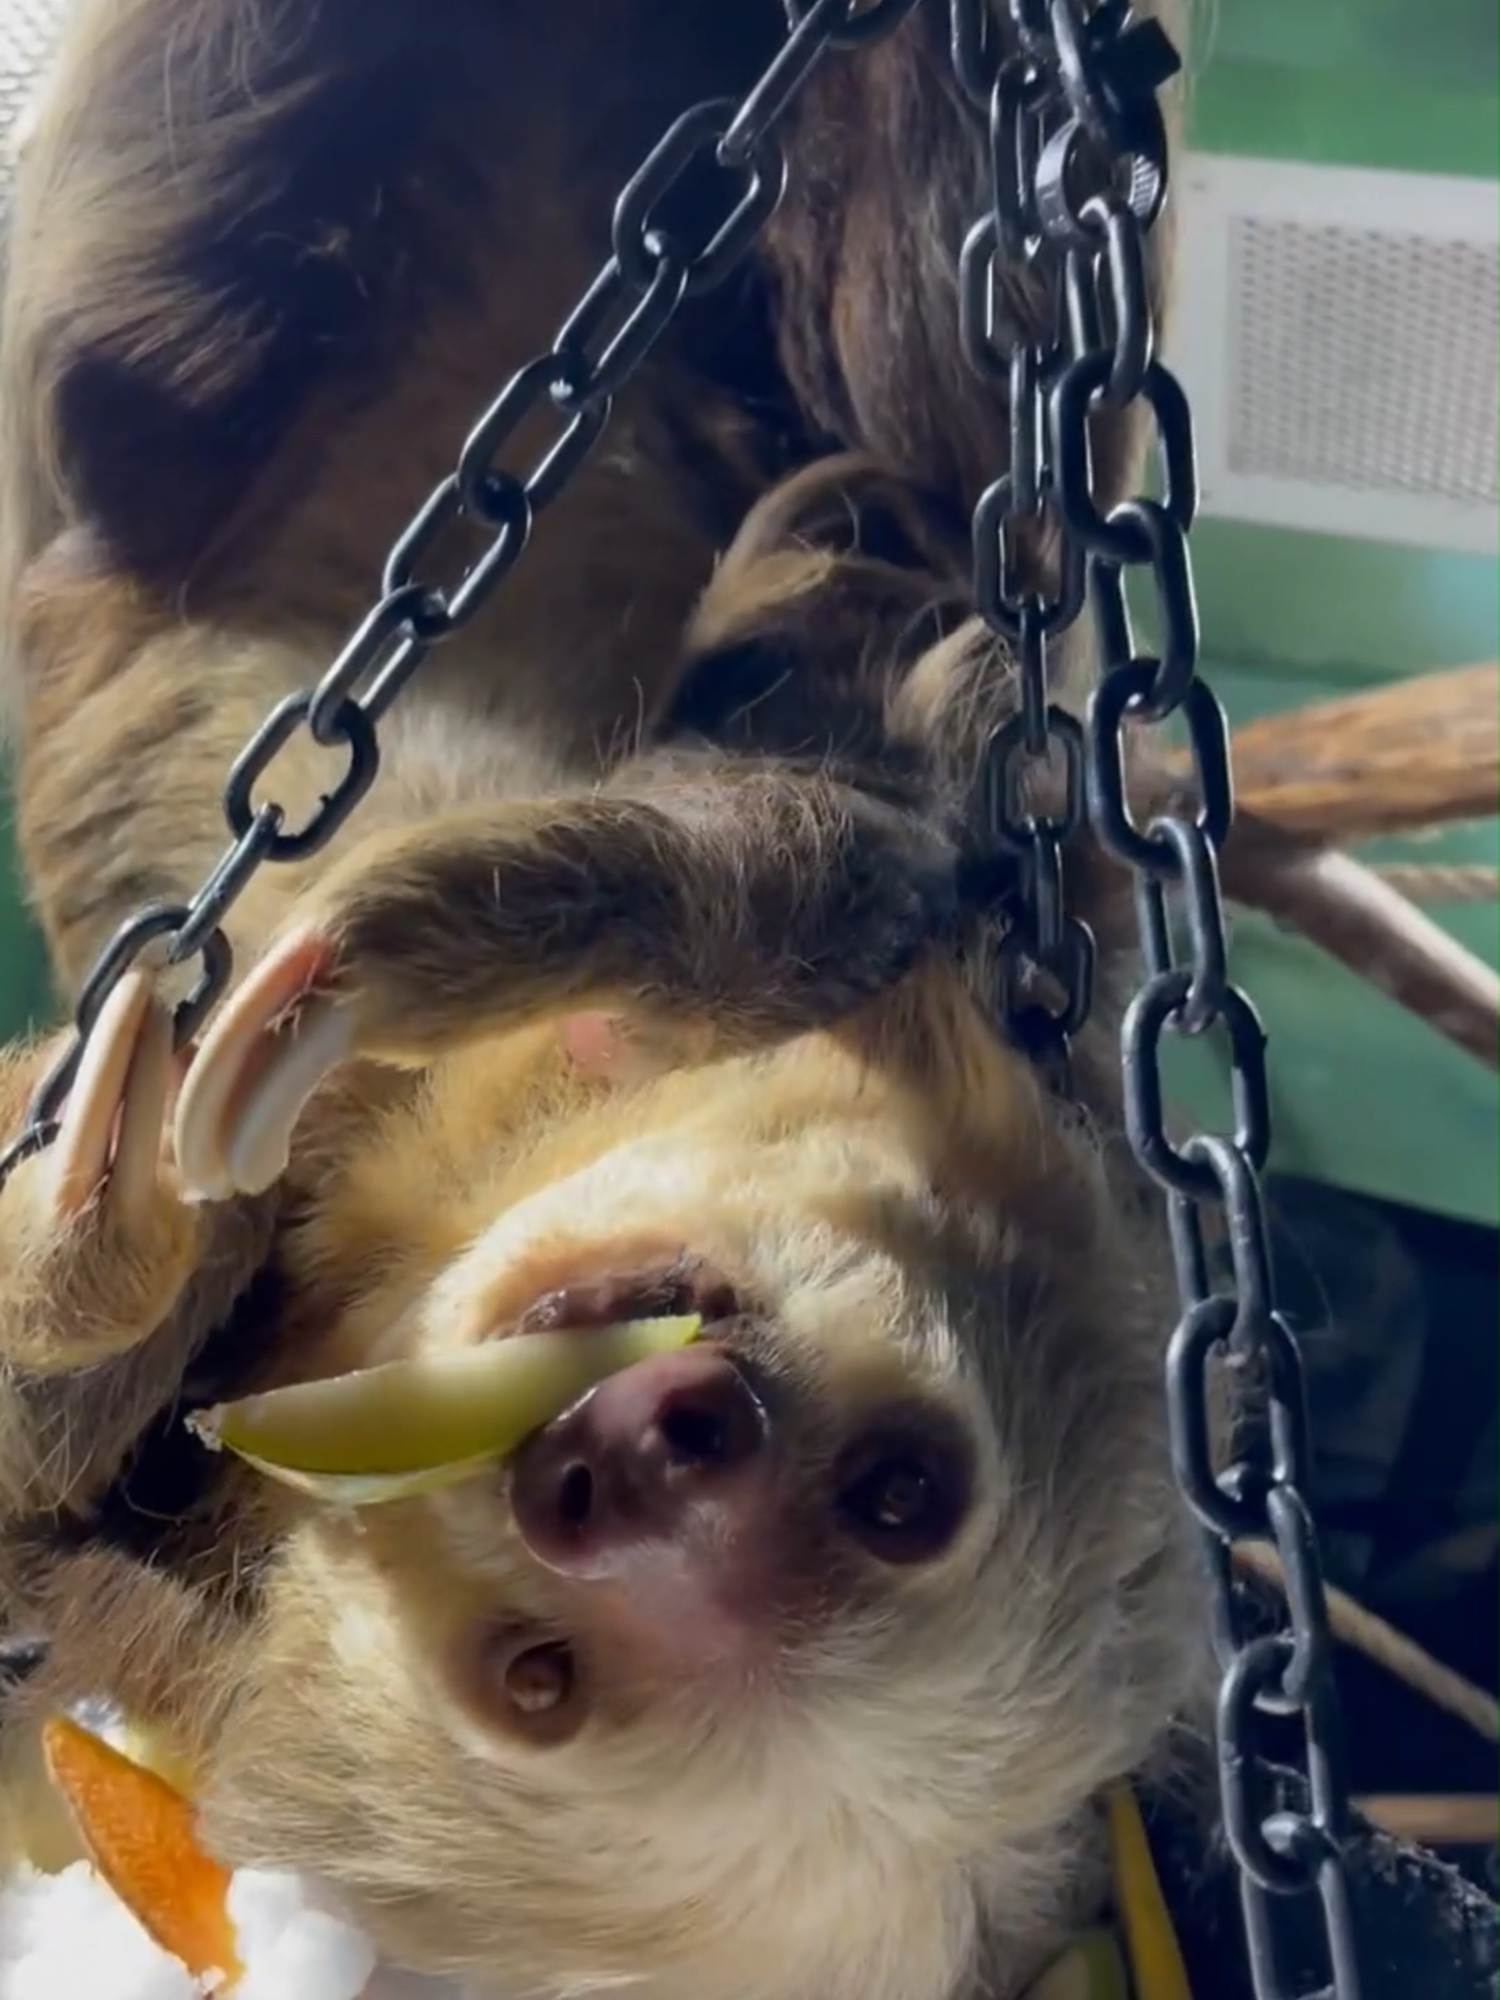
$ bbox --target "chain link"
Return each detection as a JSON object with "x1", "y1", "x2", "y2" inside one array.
[
  {"x1": 0, "y1": 6, "x2": 1361, "y2": 1996},
  {"x1": 951, "y1": 5, "x2": 1365, "y2": 1994}
]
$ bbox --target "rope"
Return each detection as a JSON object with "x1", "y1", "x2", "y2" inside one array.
[
  {"x1": 1353, "y1": 1796, "x2": 1499, "y2": 1848},
  {"x1": 1375, "y1": 863, "x2": 1499, "y2": 906},
  {"x1": 1233, "y1": 1540, "x2": 1500, "y2": 1746}
]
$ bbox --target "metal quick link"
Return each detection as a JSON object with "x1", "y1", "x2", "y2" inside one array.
[{"x1": 0, "y1": 8, "x2": 1364, "y2": 2000}]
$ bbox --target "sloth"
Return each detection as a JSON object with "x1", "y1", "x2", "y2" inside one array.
[{"x1": 0, "y1": 3, "x2": 1206, "y2": 1996}]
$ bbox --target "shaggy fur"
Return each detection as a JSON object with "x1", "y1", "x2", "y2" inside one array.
[{"x1": 0, "y1": 3, "x2": 1206, "y2": 1996}]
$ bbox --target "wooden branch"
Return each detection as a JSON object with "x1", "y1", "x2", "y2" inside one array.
[
  {"x1": 1355, "y1": 1797, "x2": 1499, "y2": 1848},
  {"x1": 1233, "y1": 1540, "x2": 1500, "y2": 1746},
  {"x1": 1180, "y1": 663, "x2": 1499, "y2": 843},
  {"x1": 1132, "y1": 664, "x2": 1500, "y2": 1068},
  {"x1": 1219, "y1": 819, "x2": 1500, "y2": 1072}
]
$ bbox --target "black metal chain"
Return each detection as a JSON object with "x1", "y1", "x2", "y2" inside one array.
[
  {"x1": 0, "y1": 5, "x2": 1360, "y2": 1997},
  {"x1": 951, "y1": 4, "x2": 1363, "y2": 1995}
]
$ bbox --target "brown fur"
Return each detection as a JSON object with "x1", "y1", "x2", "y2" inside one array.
[{"x1": 0, "y1": 3, "x2": 1205, "y2": 1996}]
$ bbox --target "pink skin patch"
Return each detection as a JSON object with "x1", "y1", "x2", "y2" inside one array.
[{"x1": 559, "y1": 1013, "x2": 627, "y2": 1078}]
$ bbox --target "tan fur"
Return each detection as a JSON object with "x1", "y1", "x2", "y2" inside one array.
[{"x1": 0, "y1": 3, "x2": 1205, "y2": 1995}]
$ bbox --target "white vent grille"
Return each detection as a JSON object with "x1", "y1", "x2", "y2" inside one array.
[
  {"x1": 1229, "y1": 217, "x2": 1498, "y2": 506},
  {"x1": 1167, "y1": 154, "x2": 1499, "y2": 555}
]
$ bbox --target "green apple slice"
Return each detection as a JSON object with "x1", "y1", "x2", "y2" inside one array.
[
  {"x1": 185, "y1": 1314, "x2": 702, "y2": 1507},
  {"x1": 1023, "y1": 1929, "x2": 1132, "y2": 2000}
]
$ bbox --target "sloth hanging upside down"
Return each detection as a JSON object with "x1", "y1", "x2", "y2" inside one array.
[{"x1": 0, "y1": 3, "x2": 1220, "y2": 1997}]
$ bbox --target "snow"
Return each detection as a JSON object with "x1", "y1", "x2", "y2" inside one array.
[{"x1": 0, "y1": 1858, "x2": 459, "y2": 2000}]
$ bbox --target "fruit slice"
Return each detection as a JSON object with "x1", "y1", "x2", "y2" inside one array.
[
  {"x1": 186, "y1": 1314, "x2": 702, "y2": 1507},
  {"x1": 120, "y1": 1717, "x2": 200, "y2": 1800},
  {"x1": 195, "y1": 1446, "x2": 518, "y2": 1508},
  {"x1": 41, "y1": 1714, "x2": 242, "y2": 1988},
  {"x1": 1023, "y1": 1928, "x2": 1131, "y2": 2000}
]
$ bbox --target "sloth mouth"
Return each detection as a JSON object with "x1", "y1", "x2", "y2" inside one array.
[
  {"x1": 507, "y1": 1255, "x2": 745, "y2": 1340},
  {"x1": 492, "y1": 1623, "x2": 577, "y2": 1712},
  {"x1": 460, "y1": 1617, "x2": 588, "y2": 1747}
]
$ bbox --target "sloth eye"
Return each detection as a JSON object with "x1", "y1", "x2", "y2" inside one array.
[{"x1": 834, "y1": 1429, "x2": 969, "y2": 1566}]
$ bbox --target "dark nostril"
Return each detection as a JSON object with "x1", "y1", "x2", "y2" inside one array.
[
  {"x1": 509, "y1": 1351, "x2": 773, "y2": 1575},
  {"x1": 654, "y1": 1373, "x2": 766, "y2": 1473},
  {"x1": 658, "y1": 1401, "x2": 732, "y2": 1466},
  {"x1": 557, "y1": 1462, "x2": 594, "y2": 1527}
]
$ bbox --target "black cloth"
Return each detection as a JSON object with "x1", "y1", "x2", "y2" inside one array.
[{"x1": 1146, "y1": 1764, "x2": 1499, "y2": 2000}]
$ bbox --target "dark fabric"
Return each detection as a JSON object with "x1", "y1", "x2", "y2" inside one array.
[
  {"x1": 1146, "y1": 1763, "x2": 1499, "y2": 2000},
  {"x1": 1262, "y1": 1175, "x2": 1498, "y2": 1636}
]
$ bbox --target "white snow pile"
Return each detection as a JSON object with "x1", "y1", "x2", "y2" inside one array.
[{"x1": 0, "y1": 1858, "x2": 457, "y2": 2000}]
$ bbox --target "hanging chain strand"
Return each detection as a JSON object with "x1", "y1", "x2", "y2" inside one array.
[
  {"x1": 0, "y1": 5, "x2": 1360, "y2": 1997},
  {"x1": 951, "y1": 4, "x2": 1364, "y2": 1995}
]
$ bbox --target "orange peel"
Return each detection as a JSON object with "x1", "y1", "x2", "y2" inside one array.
[{"x1": 41, "y1": 1713, "x2": 242, "y2": 1990}]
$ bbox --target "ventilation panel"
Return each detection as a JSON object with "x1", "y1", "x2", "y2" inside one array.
[{"x1": 1166, "y1": 152, "x2": 1498, "y2": 556}]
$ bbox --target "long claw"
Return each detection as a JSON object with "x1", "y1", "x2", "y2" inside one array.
[
  {"x1": 43, "y1": 972, "x2": 156, "y2": 1223},
  {"x1": 0, "y1": 976, "x2": 203, "y2": 1374},
  {"x1": 110, "y1": 995, "x2": 177, "y2": 1233},
  {"x1": 174, "y1": 928, "x2": 353, "y2": 1202}
]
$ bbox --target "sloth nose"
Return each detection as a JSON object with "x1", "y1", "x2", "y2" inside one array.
[{"x1": 508, "y1": 1346, "x2": 773, "y2": 1578}]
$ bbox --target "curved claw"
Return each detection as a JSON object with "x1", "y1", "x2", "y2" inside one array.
[
  {"x1": 173, "y1": 927, "x2": 353, "y2": 1203},
  {"x1": 42, "y1": 971, "x2": 174, "y2": 1228},
  {"x1": 0, "y1": 973, "x2": 203, "y2": 1376}
]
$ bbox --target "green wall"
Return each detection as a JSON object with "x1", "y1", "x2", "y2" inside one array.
[
  {"x1": 0, "y1": 809, "x2": 48, "y2": 1036},
  {"x1": 1167, "y1": 0, "x2": 1498, "y2": 1225},
  {"x1": 1189, "y1": 0, "x2": 1497, "y2": 179}
]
